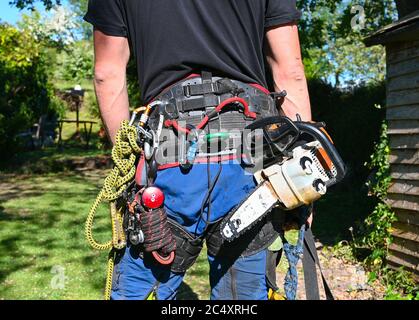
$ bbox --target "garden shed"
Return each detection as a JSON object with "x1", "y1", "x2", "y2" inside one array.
[{"x1": 365, "y1": 9, "x2": 419, "y2": 279}]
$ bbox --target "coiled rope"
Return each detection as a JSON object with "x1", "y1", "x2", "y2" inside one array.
[
  {"x1": 85, "y1": 120, "x2": 142, "y2": 300},
  {"x1": 141, "y1": 207, "x2": 175, "y2": 254}
]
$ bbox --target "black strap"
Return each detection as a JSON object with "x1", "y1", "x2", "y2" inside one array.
[
  {"x1": 302, "y1": 228, "x2": 334, "y2": 300},
  {"x1": 183, "y1": 77, "x2": 240, "y2": 97},
  {"x1": 265, "y1": 249, "x2": 282, "y2": 292},
  {"x1": 179, "y1": 96, "x2": 220, "y2": 112}
]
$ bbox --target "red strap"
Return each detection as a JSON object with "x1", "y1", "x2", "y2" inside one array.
[
  {"x1": 135, "y1": 152, "x2": 146, "y2": 186},
  {"x1": 249, "y1": 83, "x2": 270, "y2": 94},
  {"x1": 157, "y1": 154, "x2": 250, "y2": 170}
]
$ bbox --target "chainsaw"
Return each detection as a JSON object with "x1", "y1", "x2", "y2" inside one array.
[{"x1": 221, "y1": 116, "x2": 346, "y2": 241}]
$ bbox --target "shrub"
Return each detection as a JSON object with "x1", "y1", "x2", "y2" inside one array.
[
  {"x1": 0, "y1": 24, "x2": 61, "y2": 161},
  {"x1": 309, "y1": 79, "x2": 386, "y2": 185},
  {"x1": 57, "y1": 40, "x2": 94, "y2": 83}
]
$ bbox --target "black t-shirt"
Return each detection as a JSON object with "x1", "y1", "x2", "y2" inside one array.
[{"x1": 84, "y1": 0, "x2": 301, "y2": 103}]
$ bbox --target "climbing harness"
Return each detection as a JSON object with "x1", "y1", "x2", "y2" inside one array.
[{"x1": 147, "y1": 71, "x2": 280, "y2": 167}]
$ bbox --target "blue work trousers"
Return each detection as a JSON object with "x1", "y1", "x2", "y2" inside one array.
[
  {"x1": 111, "y1": 247, "x2": 268, "y2": 300},
  {"x1": 111, "y1": 163, "x2": 268, "y2": 300}
]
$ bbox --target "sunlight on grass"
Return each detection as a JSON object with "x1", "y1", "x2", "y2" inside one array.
[
  {"x1": 0, "y1": 171, "x2": 212, "y2": 300},
  {"x1": 0, "y1": 172, "x2": 109, "y2": 299},
  {"x1": 0, "y1": 170, "x2": 298, "y2": 300}
]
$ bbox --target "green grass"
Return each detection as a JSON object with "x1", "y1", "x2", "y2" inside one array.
[
  {"x1": 2, "y1": 147, "x2": 110, "y2": 174},
  {"x1": 0, "y1": 169, "x2": 298, "y2": 300},
  {"x1": 0, "y1": 171, "x2": 212, "y2": 300},
  {"x1": 0, "y1": 172, "x2": 108, "y2": 299}
]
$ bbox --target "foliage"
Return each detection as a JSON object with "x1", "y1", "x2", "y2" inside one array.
[
  {"x1": 67, "y1": 0, "x2": 92, "y2": 39},
  {"x1": 369, "y1": 267, "x2": 419, "y2": 300},
  {"x1": 18, "y1": 6, "x2": 79, "y2": 49},
  {"x1": 56, "y1": 40, "x2": 94, "y2": 83},
  {"x1": 297, "y1": 0, "x2": 397, "y2": 87},
  {"x1": 127, "y1": 57, "x2": 143, "y2": 107},
  {"x1": 350, "y1": 122, "x2": 418, "y2": 300},
  {"x1": 353, "y1": 122, "x2": 396, "y2": 268},
  {"x1": 9, "y1": 0, "x2": 60, "y2": 10},
  {"x1": 365, "y1": 122, "x2": 392, "y2": 199},
  {"x1": 0, "y1": 23, "x2": 62, "y2": 159},
  {"x1": 309, "y1": 79, "x2": 386, "y2": 181}
]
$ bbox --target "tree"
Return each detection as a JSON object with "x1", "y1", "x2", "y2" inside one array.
[
  {"x1": 0, "y1": 23, "x2": 63, "y2": 157},
  {"x1": 297, "y1": 0, "x2": 398, "y2": 87},
  {"x1": 18, "y1": 7, "x2": 79, "y2": 48},
  {"x1": 9, "y1": 0, "x2": 60, "y2": 10}
]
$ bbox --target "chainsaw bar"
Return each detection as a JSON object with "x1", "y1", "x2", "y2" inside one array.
[{"x1": 220, "y1": 181, "x2": 279, "y2": 241}]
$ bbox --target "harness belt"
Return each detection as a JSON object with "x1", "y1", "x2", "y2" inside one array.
[{"x1": 146, "y1": 72, "x2": 280, "y2": 167}]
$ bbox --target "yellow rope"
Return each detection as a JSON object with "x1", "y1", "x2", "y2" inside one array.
[
  {"x1": 85, "y1": 120, "x2": 142, "y2": 299},
  {"x1": 105, "y1": 249, "x2": 117, "y2": 300}
]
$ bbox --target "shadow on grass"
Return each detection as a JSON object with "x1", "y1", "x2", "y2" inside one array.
[
  {"x1": 177, "y1": 281, "x2": 200, "y2": 300},
  {"x1": 0, "y1": 172, "x2": 108, "y2": 295},
  {"x1": 0, "y1": 143, "x2": 110, "y2": 175}
]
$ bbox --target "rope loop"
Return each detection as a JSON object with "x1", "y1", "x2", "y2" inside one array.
[{"x1": 85, "y1": 120, "x2": 142, "y2": 252}]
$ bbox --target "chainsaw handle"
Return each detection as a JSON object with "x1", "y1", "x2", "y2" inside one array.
[
  {"x1": 240, "y1": 116, "x2": 300, "y2": 167},
  {"x1": 294, "y1": 121, "x2": 346, "y2": 184}
]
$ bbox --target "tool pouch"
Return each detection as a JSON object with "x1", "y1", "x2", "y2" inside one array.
[{"x1": 168, "y1": 219, "x2": 204, "y2": 273}]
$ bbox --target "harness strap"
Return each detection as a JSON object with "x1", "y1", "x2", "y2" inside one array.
[
  {"x1": 168, "y1": 219, "x2": 204, "y2": 273},
  {"x1": 184, "y1": 78, "x2": 240, "y2": 97},
  {"x1": 303, "y1": 228, "x2": 334, "y2": 300}
]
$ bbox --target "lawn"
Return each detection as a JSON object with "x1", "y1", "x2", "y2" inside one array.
[
  {"x1": 0, "y1": 167, "x2": 298, "y2": 300},
  {"x1": 0, "y1": 171, "x2": 110, "y2": 299},
  {"x1": 0, "y1": 170, "x2": 215, "y2": 300}
]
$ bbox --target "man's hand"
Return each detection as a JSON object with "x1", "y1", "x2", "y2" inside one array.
[
  {"x1": 265, "y1": 22, "x2": 311, "y2": 121},
  {"x1": 93, "y1": 29, "x2": 131, "y2": 144}
]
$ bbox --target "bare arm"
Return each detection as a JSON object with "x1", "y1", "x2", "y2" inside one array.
[
  {"x1": 265, "y1": 23, "x2": 311, "y2": 121},
  {"x1": 93, "y1": 29, "x2": 131, "y2": 144},
  {"x1": 266, "y1": 23, "x2": 314, "y2": 226}
]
